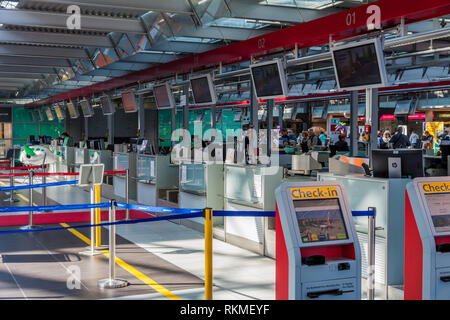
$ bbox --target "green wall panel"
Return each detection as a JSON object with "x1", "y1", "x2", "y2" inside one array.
[
  {"x1": 13, "y1": 123, "x2": 39, "y2": 139},
  {"x1": 39, "y1": 123, "x2": 65, "y2": 138}
]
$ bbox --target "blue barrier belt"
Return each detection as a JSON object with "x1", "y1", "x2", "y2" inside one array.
[
  {"x1": 115, "y1": 202, "x2": 203, "y2": 214},
  {"x1": 351, "y1": 210, "x2": 375, "y2": 217},
  {"x1": 0, "y1": 180, "x2": 79, "y2": 192},
  {"x1": 0, "y1": 202, "x2": 111, "y2": 213},
  {"x1": 0, "y1": 212, "x2": 204, "y2": 235},
  {"x1": 213, "y1": 211, "x2": 275, "y2": 217}
]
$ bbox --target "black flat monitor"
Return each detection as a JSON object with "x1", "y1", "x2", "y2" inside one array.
[
  {"x1": 122, "y1": 91, "x2": 138, "y2": 113},
  {"x1": 190, "y1": 74, "x2": 216, "y2": 106},
  {"x1": 250, "y1": 59, "x2": 288, "y2": 100},
  {"x1": 35, "y1": 108, "x2": 44, "y2": 121},
  {"x1": 67, "y1": 101, "x2": 79, "y2": 119},
  {"x1": 45, "y1": 107, "x2": 54, "y2": 121},
  {"x1": 372, "y1": 149, "x2": 424, "y2": 178},
  {"x1": 153, "y1": 82, "x2": 175, "y2": 109},
  {"x1": 54, "y1": 103, "x2": 64, "y2": 120},
  {"x1": 331, "y1": 37, "x2": 388, "y2": 91},
  {"x1": 80, "y1": 99, "x2": 94, "y2": 117},
  {"x1": 100, "y1": 95, "x2": 115, "y2": 115}
]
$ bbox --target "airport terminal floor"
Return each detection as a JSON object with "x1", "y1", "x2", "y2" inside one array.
[{"x1": 0, "y1": 0, "x2": 449, "y2": 313}]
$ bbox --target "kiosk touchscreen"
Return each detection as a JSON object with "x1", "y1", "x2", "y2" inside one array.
[
  {"x1": 275, "y1": 181, "x2": 361, "y2": 300},
  {"x1": 405, "y1": 177, "x2": 450, "y2": 300}
]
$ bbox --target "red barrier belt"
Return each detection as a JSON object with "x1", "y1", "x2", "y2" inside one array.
[
  {"x1": 0, "y1": 170, "x2": 126, "y2": 178},
  {"x1": 0, "y1": 161, "x2": 10, "y2": 165},
  {"x1": 0, "y1": 165, "x2": 46, "y2": 171}
]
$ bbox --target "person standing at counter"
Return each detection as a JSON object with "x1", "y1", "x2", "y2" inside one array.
[
  {"x1": 61, "y1": 132, "x2": 74, "y2": 147},
  {"x1": 389, "y1": 127, "x2": 410, "y2": 149},
  {"x1": 307, "y1": 128, "x2": 320, "y2": 150},
  {"x1": 409, "y1": 130, "x2": 420, "y2": 148},
  {"x1": 299, "y1": 131, "x2": 309, "y2": 153},
  {"x1": 422, "y1": 131, "x2": 434, "y2": 150}
]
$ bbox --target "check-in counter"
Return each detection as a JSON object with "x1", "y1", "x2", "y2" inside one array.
[
  {"x1": 317, "y1": 172, "x2": 411, "y2": 299},
  {"x1": 223, "y1": 164, "x2": 316, "y2": 257},
  {"x1": 50, "y1": 146, "x2": 74, "y2": 177},
  {"x1": 113, "y1": 151, "x2": 137, "y2": 201},
  {"x1": 136, "y1": 155, "x2": 178, "y2": 206},
  {"x1": 178, "y1": 162, "x2": 224, "y2": 234},
  {"x1": 73, "y1": 148, "x2": 90, "y2": 172},
  {"x1": 88, "y1": 149, "x2": 112, "y2": 170}
]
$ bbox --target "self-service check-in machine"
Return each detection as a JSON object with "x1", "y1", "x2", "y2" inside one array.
[
  {"x1": 275, "y1": 181, "x2": 361, "y2": 300},
  {"x1": 405, "y1": 177, "x2": 450, "y2": 300}
]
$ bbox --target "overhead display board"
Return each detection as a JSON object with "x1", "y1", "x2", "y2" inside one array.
[
  {"x1": 190, "y1": 74, "x2": 216, "y2": 106},
  {"x1": 122, "y1": 91, "x2": 138, "y2": 113},
  {"x1": 249, "y1": 59, "x2": 288, "y2": 100},
  {"x1": 153, "y1": 83, "x2": 175, "y2": 109},
  {"x1": 331, "y1": 37, "x2": 388, "y2": 91}
]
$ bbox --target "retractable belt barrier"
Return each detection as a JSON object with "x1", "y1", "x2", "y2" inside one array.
[
  {"x1": 0, "y1": 165, "x2": 46, "y2": 171},
  {"x1": 0, "y1": 170, "x2": 127, "y2": 178}
]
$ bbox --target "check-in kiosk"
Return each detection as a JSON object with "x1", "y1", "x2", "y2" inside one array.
[
  {"x1": 405, "y1": 177, "x2": 450, "y2": 300},
  {"x1": 275, "y1": 181, "x2": 361, "y2": 300}
]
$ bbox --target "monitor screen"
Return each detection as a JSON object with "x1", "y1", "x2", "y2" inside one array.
[
  {"x1": 394, "y1": 100, "x2": 412, "y2": 115},
  {"x1": 54, "y1": 104, "x2": 64, "y2": 120},
  {"x1": 424, "y1": 192, "x2": 450, "y2": 233},
  {"x1": 45, "y1": 107, "x2": 54, "y2": 121},
  {"x1": 190, "y1": 74, "x2": 216, "y2": 105},
  {"x1": 67, "y1": 101, "x2": 79, "y2": 119},
  {"x1": 294, "y1": 198, "x2": 348, "y2": 243},
  {"x1": 372, "y1": 149, "x2": 424, "y2": 178},
  {"x1": 250, "y1": 60, "x2": 287, "y2": 99},
  {"x1": 331, "y1": 38, "x2": 387, "y2": 91},
  {"x1": 35, "y1": 108, "x2": 44, "y2": 121},
  {"x1": 122, "y1": 91, "x2": 138, "y2": 113},
  {"x1": 100, "y1": 95, "x2": 115, "y2": 115},
  {"x1": 80, "y1": 99, "x2": 94, "y2": 117},
  {"x1": 312, "y1": 106, "x2": 325, "y2": 119},
  {"x1": 153, "y1": 83, "x2": 174, "y2": 109}
]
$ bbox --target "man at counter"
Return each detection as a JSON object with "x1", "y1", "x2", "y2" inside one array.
[
  {"x1": 61, "y1": 132, "x2": 74, "y2": 147},
  {"x1": 389, "y1": 127, "x2": 410, "y2": 149}
]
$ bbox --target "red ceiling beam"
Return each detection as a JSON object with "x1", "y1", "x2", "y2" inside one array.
[{"x1": 26, "y1": 0, "x2": 450, "y2": 107}]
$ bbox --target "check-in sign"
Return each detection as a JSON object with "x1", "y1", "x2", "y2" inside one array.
[
  {"x1": 422, "y1": 182, "x2": 450, "y2": 194},
  {"x1": 290, "y1": 186, "x2": 338, "y2": 200}
]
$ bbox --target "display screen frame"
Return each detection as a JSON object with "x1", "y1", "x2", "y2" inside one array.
[
  {"x1": 279, "y1": 182, "x2": 355, "y2": 248},
  {"x1": 35, "y1": 108, "x2": 44, "y2": 121},
  {"x1": 249, "y1": 59, "x2": 288, "y2": 100},
  {"x1": 331, "y1": 37, "x2": 388, "y2": 92},
  {"x1": 153, "y1": 82, "x2": 175, "y2": 109},
  {"x1": 99, "y1": 95, "x2": 115, "y2": 115},
  {"x1": 121, "y1": 91, "x2": 138, "y2": 113},
  {"x1": 189, "y1": 74, "x2": 217, "y2": 106},
  {"x1": 414, "y1": 178, "x2": 450, "y2": 237},
  {"x1": 67, "y1": 101, "x2": 79, "y2": 119},
  {"x1": 45, "y1": 106, "x2": 55, "y2": 121},
  {"x1": 54, "y1": 103, "x2": 65, "y2": 120},
  {"x1": 80, "y1": 99, "x2": 94, "y2": 118}
]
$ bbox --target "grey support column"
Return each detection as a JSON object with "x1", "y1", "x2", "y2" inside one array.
[
  {"x1": 211, "y1": 103, "x2": 216, "y2": 130},
  {"x1": 366, "y1": 88, "x2": 379, "y2": 166},
  {"x1": 107, "y1": 113, "x2": 114, "y2": 145},
  {"x1": 138, "y1": 95, "x2": 145, "y2": 138},
  {"x1": 350, "y1": 91, "x2": 359, "y2": 157},
  {"x1": 84, "y1": 117, "x2": 89, "y2": 141},
  {"x1": 250, "y1": 82, "x2": 259, "y2": 134},
  {"x1": 266, "y1": 99, "x2": 274, "y2": 157},
  {"x1": 183, "y1": 84, "x2": 189, "y2": 131}
]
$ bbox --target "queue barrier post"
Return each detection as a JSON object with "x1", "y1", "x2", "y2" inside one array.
[
  {"x1": 125, "y1": 169, "x2": 129, "y2": 220},
  {"x1": 98, "y1": 200, "x2": 129, "y2": 289},
  {"x1": 95, "y1": 184, "x2": 106, "y2": 249},
  {"x1": 20, "y1": 171, "x2": 37, "y2": 230},
  {"x1": 367, "y1": 207, "x2": 377, "y2": 301},
  {"x1": 79, "y1": 186, "x2": 103, "y2": 256},
  {"x1": 41, "y1": 164, "x2": 47, "y2": 206},
  {"x1": 204, "y1": 208, "x2": 213, "y2": 300},
  {"x1": 6, "y1": 158, "x2": 18, "y2": 203}
]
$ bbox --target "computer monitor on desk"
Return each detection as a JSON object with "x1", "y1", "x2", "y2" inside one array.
[{"x1": 372, "y1": 149, "x2": 424, "y2": 178}]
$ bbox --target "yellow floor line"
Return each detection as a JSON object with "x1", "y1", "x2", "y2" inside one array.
[{"x1": 0, "y1": 180, "x2": 181, "y2": 300}]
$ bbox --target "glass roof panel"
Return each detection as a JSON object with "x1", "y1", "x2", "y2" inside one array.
[
  {"x1": 260, "y1": 0, "x2": 338, "y2": 9},
  {"x1": 204, "y1": 17, "x2": 266, "y2": 29}
]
